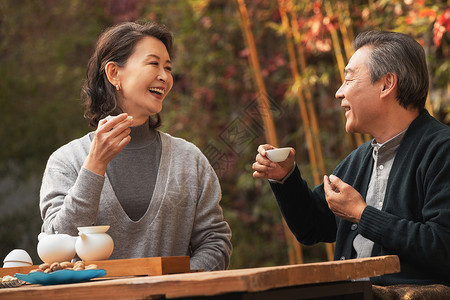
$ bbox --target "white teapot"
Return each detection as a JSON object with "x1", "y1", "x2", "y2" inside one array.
[
  {"x1": 37, "y1": 226, "x2": 114, "y2": 263},
  {"x1": 75, "y1": 226, "x2": 114, "y2": 261},
  {"x1": 37, "y1": 232, "x2": 77, "y2": 264}
]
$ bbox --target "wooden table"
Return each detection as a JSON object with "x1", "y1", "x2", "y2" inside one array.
[{"x1": 0, "y1": 255, "x2": 400, "y2": 299}]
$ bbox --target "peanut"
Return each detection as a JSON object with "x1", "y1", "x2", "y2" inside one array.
[
  {"x1": 39, "y1": 263, "x2": 50, "y2": 271},
  {"x1": 29, "y1": 260, "x2": 98, "y2": 274},
  {"x1": 60, "y1": 261, "x2": 74, "y2": 269},
  {"x1": 85, "y1": 264, "x2": 98, "y2": 270},
  {"x1": 50, "y1": 262, "x2": 61, "y2": 272}
]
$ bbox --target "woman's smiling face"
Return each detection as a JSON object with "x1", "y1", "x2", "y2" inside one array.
[{"x1": 116, "y1": 36, "x2": 173, "y2": 124}]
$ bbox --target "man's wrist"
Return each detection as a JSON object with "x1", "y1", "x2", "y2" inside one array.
[{"x1": 269, "y1": 163, "x2": 296, "y2": 184}]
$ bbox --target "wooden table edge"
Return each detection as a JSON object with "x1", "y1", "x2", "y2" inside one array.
[{"x1": 0, "y1": 255, "x2": 400, "y2": 299}]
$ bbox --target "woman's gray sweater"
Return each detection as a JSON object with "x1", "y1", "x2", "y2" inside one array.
[{"x1": 40, "y1": 129, "x2": 232, "y2": 271}]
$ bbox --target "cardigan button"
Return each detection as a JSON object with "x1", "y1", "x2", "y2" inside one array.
[
  {"x1": 340, "y1": 256, "x2": 346, "y2": 260},
  {"x1": 351, "y1": 224, "x2": 358, "y2": 231}
]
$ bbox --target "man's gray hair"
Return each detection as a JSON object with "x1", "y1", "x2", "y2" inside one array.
[{"x1": 353, "y1": 31, "x2": 429, "y2": 110}]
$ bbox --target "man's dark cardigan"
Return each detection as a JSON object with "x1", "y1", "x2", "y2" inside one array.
[{"x1": 270, "y1": 110, "x2": 450, "y2": 285}]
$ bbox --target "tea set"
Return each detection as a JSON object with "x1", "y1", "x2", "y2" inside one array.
[{"x1": 3, "y1": 226, "x2": 114, "y2": 268}]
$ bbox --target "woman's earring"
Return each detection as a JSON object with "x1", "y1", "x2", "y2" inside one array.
[{"x1": 116, "y1": 84, "x2": 120, "y2": 91}]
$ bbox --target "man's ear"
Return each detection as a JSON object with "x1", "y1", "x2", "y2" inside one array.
[
  {"x1": 105, "y1": 61, "x2": 120, "y2": 87},
  {"x1": 380, "y1": 73, "x2": 398, "y2": 98}
]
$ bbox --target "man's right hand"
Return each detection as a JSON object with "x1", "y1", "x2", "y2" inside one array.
[{"x1": 252, "y1": 144, "x2": 295, "y2": 181}]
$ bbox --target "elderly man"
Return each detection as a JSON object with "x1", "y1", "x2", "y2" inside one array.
[{"x1": 252, "y1": 30, "x2": 450, "y2": 286}]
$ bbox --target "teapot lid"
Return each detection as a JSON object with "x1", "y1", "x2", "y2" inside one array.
[
  {"x1": 38, "y1": 231, "x2": 76, "y2": 241},
  {"x1": 77, "y1": 225, "x2": 110, "y2": 234}
]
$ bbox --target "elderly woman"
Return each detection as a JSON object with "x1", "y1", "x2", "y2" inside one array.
[{"x1": 40, "y1": 22, "x2": 232, "y2": 271}]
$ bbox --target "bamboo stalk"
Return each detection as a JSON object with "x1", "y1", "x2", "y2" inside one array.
[
  {"x1": 284, "y1": 0, "x2": 334, "y2": 262},
  {"x1": 288, "y1": 1, "x2": 326, "y2": 180},
  {"x1": 236, "y1": 0, "x2": 277, "y2": 145},
  {"x1": 236, "y1": 0, "x2": 303, "y2": 265},
  {"x1": 337, "y1": 1, "x2": 354, "y2": 62},
  {"x1": 425, "y1": 94, "x2": 434, "y2": 117},
  {"x1": 335, "y1": 1, "x2": 372, "y2": 143},
  {"x1": 326, "y1": 7, "x2": 356, "y2": 150},
  {"x1": 324, "y1": 0, "x2": 364, "y2": 148},
  {"x1": 278, "y1": 0, "x2": 321, "y2": 185}
]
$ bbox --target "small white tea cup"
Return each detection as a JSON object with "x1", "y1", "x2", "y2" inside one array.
[
  {"x1": 266, "y1": 147, "x2": 291, "y2": 162},
  {"x1": 3, "y1": 249, "x2": 33, "y2": 268}
]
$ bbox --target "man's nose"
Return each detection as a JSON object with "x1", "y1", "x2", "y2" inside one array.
[{"x1": 335, "y1": 83, "x2": 345, "y2": 100}]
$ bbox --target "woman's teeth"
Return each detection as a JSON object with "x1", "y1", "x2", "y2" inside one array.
[{"x1": 148, "y1": 87, "x2": 164, "y2": 95}]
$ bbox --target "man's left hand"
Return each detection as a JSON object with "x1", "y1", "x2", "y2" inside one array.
[{"x1": 323, "y1": 175, "x2": 367, "y2": 223}]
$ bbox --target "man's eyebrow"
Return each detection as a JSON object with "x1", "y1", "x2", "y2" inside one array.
[
  {"x1": 146, "y1": 54, "x2": 171, "y2": 64},
  {"x1": 344, "y1": 67, "x2": 354, "y2": 75}
]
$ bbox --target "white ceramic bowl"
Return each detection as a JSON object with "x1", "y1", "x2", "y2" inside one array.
[
  {"x1": 3, "y1": 249, "x2": 33, "y2": 268},
  {"x1": 266, "y1": 147, "x2": 291, "y2": 162}
]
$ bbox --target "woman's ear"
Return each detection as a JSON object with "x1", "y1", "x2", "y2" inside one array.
[
  {"x1": 380, "y1": 73, "x2": 398, "y2": 98},
  {"x1": 105, "y1": 61, "x2": 120, "y2": 88}
]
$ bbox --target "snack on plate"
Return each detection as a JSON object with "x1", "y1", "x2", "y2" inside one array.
[
  {"x1": 60, "y1": 261, "x2": 73, "y2": 269},
  {"x1": 73, "y1": 261, "x2": 85, "y2": 271},
  {"x1": 85, "y1": 264, "x2": 98, "y2": 270},
  {"x1": 1, "y1": 275, "x2": 15, "y2": 282},
  {"x1": 29, "y1": 261, "x2": 98, "y2": 273},
  {"x1": 1, "y1": 275, "x2": 24, "y2": 288},
  {"x1": 38, "y1": 263, "x2": 50, "y2": 272}
]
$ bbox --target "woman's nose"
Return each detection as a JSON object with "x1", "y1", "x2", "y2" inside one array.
[
  {"x1": 157, "y1": 68, "x2": 169, "y2": 82},
  {"x1": 157, "y1": 72, "x2": 167, "y2": 82}
]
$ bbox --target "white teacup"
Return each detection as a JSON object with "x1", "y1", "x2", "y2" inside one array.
[
  {"x1": 3, "y1": 249, "x2": 33, "y2": 268},
  {"x1": 266, "y1": 147, "x2": 291, "y2": 162}
]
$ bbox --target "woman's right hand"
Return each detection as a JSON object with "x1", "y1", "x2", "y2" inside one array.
[
  {"x1": 252, "y1": 144, "x2": 295, "y2": 181},
  {"x1": 83, "y1": 113, "x2": 133, "y2": 175}
]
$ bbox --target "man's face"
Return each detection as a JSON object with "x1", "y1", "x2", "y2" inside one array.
[{"x1": 335, "y1": 46, "x2": 384, "y2": 135}]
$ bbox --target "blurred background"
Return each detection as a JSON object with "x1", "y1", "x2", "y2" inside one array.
[{"x1": 1, "y1": 0, "x2": 449, "y2": 269}]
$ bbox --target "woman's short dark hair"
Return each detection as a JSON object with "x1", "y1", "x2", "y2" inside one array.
[
  {"x1": 82, "y1": 21, "x2": 173, "y2": 128},
  {"x1": 353, "y1": 30, "x2": 429, "y2": 111}
]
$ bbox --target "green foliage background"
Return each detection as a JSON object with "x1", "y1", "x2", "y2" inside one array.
[{"x1": 0, "y1": 0, "x2": 448, "y2": 269}]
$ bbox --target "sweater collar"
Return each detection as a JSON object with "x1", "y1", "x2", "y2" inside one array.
[{"x1": 125, "y1": 118, "x2": 158, "y2": 149}]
